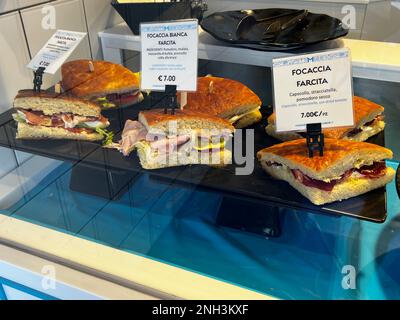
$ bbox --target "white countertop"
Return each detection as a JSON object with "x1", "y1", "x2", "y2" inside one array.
[
  {"x1": 0, "y1": 215, "x2": 273, "y2": 300},
  {"x1": 99, "y1": 23, "x2": 400, "y2": 82}
]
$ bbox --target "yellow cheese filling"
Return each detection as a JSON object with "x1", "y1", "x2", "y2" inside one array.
[{"x1": 228, "y1": 107, "x2": 261, "y2": 124}]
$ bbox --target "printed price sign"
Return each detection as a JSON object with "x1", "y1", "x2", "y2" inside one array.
[
  {"x1": 272, "y1": 48, "x2": 354, "y2": 132},
  {"x1": 27, "y1": 30, "x2": 87, "y2": 74},
  {"x1": 140, "y1": 19, "x2": 199, "y2": 92}
]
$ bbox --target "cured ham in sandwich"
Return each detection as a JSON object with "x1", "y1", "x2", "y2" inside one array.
[
  {"x1": 266, "y1": 96, "x2": 385, "y2": 142},
  {"x1": 257, "y1": 139, "x2": 395, "y2": 205},
  {"x1": 61, "y1": 60, "x2": 143, "y2": 109},
  {"x1": 118, "y1": 109, "x2": 235, "y2": 170},
  {"x1": 13, "y1": 90, "x2": 110, "y2": 141}
]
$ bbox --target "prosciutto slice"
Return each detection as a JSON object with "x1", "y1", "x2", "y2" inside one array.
[
  {"x1": 290, "y1": 161, "x2": 387, "y2": 192},
  {"x1": 120, "y1": 120, "x2": 148, "y2": 156},
  {"x1": 347, "y1": 115, "x2": 384, "y2": 137},
  {"x1": 22, "y1": 110, "x2": 52, "y2": 127},
  {"x1": 357, "y1": 161, "x2": 387, "y2": 179},
  {"x1": 149, "y1": 135, "x2": 190, "y2": 154},
  {"x1": 291, "y1": 169, "x2": 353, "y2": 192},
  {"x1": 119, "y1": 120, "x2": 231, "y2": 157},
  {"x1": 19, "y1": 110, "x2": 107, "y2": 128}
]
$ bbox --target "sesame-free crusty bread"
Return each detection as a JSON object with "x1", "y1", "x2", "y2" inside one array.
[
  {"x1": 16, "y1": 122, "x2": 103, "y2": 141},
  {"x1": 138, "y1": 109, "x2": 235, "y2": 135},
  {"x1": 179, "y1": 77, "x2": 262, "y2": 122},
  {"x1": 136, "y1": 142, "x2": 232, "y2": 170},
  {"x1": 14, "y1": 90, "x2": 101, "y2": 117},
  {"x1": 260, "y1": 160, "x2": 395, "y2": 205},
  {"x1": 234, "y1": 109, "x2": 263, "y2": 129},
  {"x1": 257, "y1": 138, "x2": 393, "y2": 181},
  {"x1": 61, "y1": 60, "x2": 140, "y2": 98},
  {"x1": 266, "y1": 124, "x2": 303, "y2": 141},
  {"x1": 266, "y1": 96, "x2": 385, "y2": 141}
]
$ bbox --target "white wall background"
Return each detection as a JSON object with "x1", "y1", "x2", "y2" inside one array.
[{"x1": 0, "y1": 0, "x2": 122, "y2": 179}]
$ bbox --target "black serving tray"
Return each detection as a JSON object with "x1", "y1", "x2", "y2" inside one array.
[
  {"x1": 111, "y1": 0, "x2": 193, "y2": 35},
  {"x1": 201, "y1": 8, "x2": 348, "y2": 51},
  {"x1": 0, "y1": 96, "x2": 388, "y2": 223}
]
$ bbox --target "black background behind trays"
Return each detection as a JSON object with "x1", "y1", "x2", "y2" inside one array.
[{"x1": 0, "y1": 92, "x2": 387, "y2": 223}]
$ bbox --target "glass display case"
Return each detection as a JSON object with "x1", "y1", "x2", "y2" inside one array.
[{"x1": 0, "y1": 0, "x2": 399, "y2": 300}]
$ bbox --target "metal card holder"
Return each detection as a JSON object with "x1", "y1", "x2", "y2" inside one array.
[
  {"x1": 33, "y1": 67, "x2": 46, "y2": 92},
  {"x1": 305, "y1": 123, "x2": 324, "y2": 158},
  {"x1": 164, "y1": 85, "x2": 179, "y2": 115}
]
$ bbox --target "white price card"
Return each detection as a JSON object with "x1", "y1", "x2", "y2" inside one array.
[
  {"x1": 27, "y1": 30, "x2": 87, "y2": 75},
  {"x1": 140, "y1": 19, "x2": 199, "y2": 92},
  {"x1": 272, "y1": 48, "x2": 354, "y2": 132}
]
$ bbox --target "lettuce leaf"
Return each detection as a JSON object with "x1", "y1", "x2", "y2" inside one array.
[
  {"x1": 12, "y1": 113, "x2": 26, "y2": 123},
  {"x1": 96, "y1": 127, "x2": 115, "y2": 146}
]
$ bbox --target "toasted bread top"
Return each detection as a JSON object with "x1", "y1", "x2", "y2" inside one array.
[
  {"x1": 179, "y1": 77, "x2": 262, "y2": 119},
  {"x1": 257, "y1": 138, "x2": 393, "y2": 180},
  {"x1": 268, "y1": 96, "x2": 384, "y2": 139},
  {"x1": 61, "y1": 60, "x2": 140, "y2": 98},
  {"x1": 139, "y1": 109, "x2": 235, "y2": 135}
]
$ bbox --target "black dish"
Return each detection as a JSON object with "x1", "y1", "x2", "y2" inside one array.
[
  {"x1": 111, "y1": 0, "x2": 207, "y2": 35},
  {"x1": 201, "y1": 8, "x2": 349, "y2": 50},
  {"x1": 0, "y1": 102, "x2": 387, "y2": 223}
]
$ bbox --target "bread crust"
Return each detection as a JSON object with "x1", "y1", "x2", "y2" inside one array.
[
  {"x1": 266, "y1": 120, "x2": 386, "y2": 142},
  {"x1": 234, "y1": 110, "x2": 262, "y2": 129},
  {"x1": 267, "y1": 96, "x2": 385, "y2": 140},
  {"x1": 136, "y1": 142, "x2": 232, "y2": 170},
  {"x1": 257, "y1": 138, "x2": 393, "y2": 180},
  {"x1": 179, "y1": 77, "x2": 262, "y2": 120},
  {"x1": 262, "y1": 162, "x2": 395, "y2": 205},
  {"x1": 61, "y1": 60, "x2": 140, "y2": 98},
  {"x1": 266, "y1": 123, "x2": 303, "y2": 141},
  {"x1": 14, "y1": 89, "x2": 101, "y2": 117},
  {"x1": 16, "y1": 122, "x2": 103, "y2": 141},
  {"x1": 139, "y1": 109, "x2": 235, "y2": 134}
]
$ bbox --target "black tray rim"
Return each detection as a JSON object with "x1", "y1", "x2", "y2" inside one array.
[
  {"x1": 0, "y1": 111, "x2": 388, "y2": 224},
  {"x1": 200, "y1": 9, "x2": 349, "y2": 50}
]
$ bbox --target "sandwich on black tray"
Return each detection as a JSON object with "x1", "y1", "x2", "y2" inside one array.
[
  {"x1": 257, "y1": 139, "x2": 395, "y2": 205},
  {"x1": 61, "y1": 59, "x2": 143, "y2": 109},
  {"x1": 178, "y1": 76, "x2": 262, "y2": 128},
  {"x1": 116, "y1": 109, "x2": 235, "y2": 169},
  {"x1": 13, "y1": 89, "x2": 110, "y2": 141},
  {"x1": 266, "y1": 96, "x2": 385, "y2": 142}
]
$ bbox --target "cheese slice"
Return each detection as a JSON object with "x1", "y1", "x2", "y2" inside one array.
[
  {"x1": 193, "y1": 140, "x2": 226, "y2": 151},
  {"x1": 228, "y1": 107, "x2": 261, "y2": 124}
]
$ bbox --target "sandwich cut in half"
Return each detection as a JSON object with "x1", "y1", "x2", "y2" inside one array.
[
  {"x1": 118, "y1": 109, "x2": 235, "y2": 170},
  {"x1": 266, "y1": 96, "x2": 385, "y2": 142},
  {"x1": 61, "y1": 60, "x2": 143, "y2": 109},
  {"x1": 13, "y1": 90, "x2": 110, "y2": 141},
  {"x1": 179, "y1": 76, "x2": 262, "y2": 129},
  {"x1": 257, "y1": 139, "x2": 395, "y2": 205}
]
